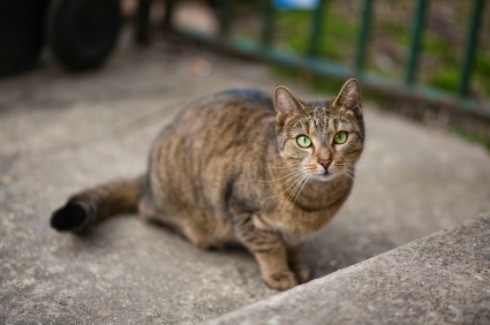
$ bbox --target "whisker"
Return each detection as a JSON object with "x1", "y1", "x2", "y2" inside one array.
[
  {"x1": 334, "y1": 164, "x2": 369, "y2": 184},
  {"x1": 273, "y1": 171, "x2": 305, "y2": 191},
  {"x1": 267, "y1": 165, "x2": 300, "y2": 170},
  {"x1": 291, "y1": 174, "x2": 310, "y2": 208},
  {"x1": 281, "y1": 174, "x2": 303, "y2": 202},
  {"x1": 259, "y1": 170, "x2": 303, "y2": 183},
  {"x1": 262, "y1": 171, "x2": 304, "y2": 201},
  {"x1": 342, "y1": 170, "x2": 370, "y2": 192},
  {"x1": 281, "y1": 173, "x2": 304, "y2": 194},
  {"x1": 285, "y1": 174, "x2": 309, "y2": 210},
  {"x1": 346, "y1": 168, "x2": 369, "y2": 184}
]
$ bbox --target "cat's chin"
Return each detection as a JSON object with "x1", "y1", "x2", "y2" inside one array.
[{"x1": 310, "y1": 172, "x2": 339, "y2": 182}]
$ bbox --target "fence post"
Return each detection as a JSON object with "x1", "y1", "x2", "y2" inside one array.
[
  {"x1": 458, "y1": 0, "x2": 485, "y2": 97},
  {"x1": 218, "y1": 0, "x2": 234, "y2": 41},
  {"x1": 307, "y1": 0, "x2": 327, "y2": 57},
  {"x1": 405, "y1": 0, "x2": 428, "y2": 85},
  {"x1": 354, "y1": 0, "x2": 373, "y2": 73},
  {"x1": 261, "y1": 0, "x2": 275, "y2": 51}
]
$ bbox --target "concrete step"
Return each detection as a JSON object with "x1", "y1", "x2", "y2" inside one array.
[{"x1": 209, "y1": 213, "x2": 490, "y2": 325}]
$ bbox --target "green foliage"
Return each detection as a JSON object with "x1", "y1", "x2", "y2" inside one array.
[
  {"x1": 275, "y1": 7, "x2": 357, "y2": 60},
  {"x1": 475, "y1": 51, "x2": 490, "y2": 96}
]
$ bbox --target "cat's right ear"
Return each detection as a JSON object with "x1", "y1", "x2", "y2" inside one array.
[{"x1": 274, "y1": 85, "x2": 302, "y2": 121}]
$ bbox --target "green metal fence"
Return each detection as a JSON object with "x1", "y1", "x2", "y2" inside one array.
[{"x1": 137, "y1": 0, "x2": 489, "y2": 119}]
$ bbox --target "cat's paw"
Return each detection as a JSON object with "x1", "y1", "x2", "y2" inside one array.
[
  {"x1": 264, "y1": 270, "x2": 297, "y2": 290},
  {"x1": 50, "y1": 202, "x2": 87, "y2": 231},
  {"x1": 292, "y1": 264, "x2": 310, "y2": 283}
]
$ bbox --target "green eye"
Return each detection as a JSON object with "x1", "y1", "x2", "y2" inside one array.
[
  {"x1": 296, "y1": 135, "x2": 312, "y2": 148},
  {"x1": 334, "y1": 131, "x2": 348, "y2": 144}
]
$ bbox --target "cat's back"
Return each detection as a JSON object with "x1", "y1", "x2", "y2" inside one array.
[
  {"x1": 167, "y1": 88, "x2": 276, "y2": 148},
  {"x1": 152, "y1": 88, "x2": 276, "y2": 178},
  {"x1": 177, "y1": 88, "x2": 274, "y2": 125},
  {"x1": 147, "y1": 88, "x2": 276, "y2": 227}
]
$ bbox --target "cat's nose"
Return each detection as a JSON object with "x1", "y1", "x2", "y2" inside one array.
[{"x1": 318, "y1": 158, "x2": 332, "y2": 170}]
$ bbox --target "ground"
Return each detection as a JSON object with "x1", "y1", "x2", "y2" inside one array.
[{"x1": 1, "y1": 36, "x2": 490, "y2": 324}]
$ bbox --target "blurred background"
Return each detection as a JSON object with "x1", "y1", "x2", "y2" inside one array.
[
  {"x1": 1, "y1": 0, "x2": 489, "y2": 148},
  {"x1": 1, "y1": 1, "x2": 490, "y2": 323}
]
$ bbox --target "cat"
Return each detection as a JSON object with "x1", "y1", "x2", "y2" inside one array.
[{"x1": 51, "y1": 78, "x2": 365, "y2": 290}]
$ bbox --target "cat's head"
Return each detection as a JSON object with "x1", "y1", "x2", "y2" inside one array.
[{"x1": 273, "y1": 78, "x2": 364, "y2": 181}]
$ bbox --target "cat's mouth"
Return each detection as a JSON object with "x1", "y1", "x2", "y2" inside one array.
[
  {"x1": 311, "y1": 171, "x2": 337, "y2": 181},
  {"x1": 301, "y1": 165, "x2": 339, "y2": 181}
]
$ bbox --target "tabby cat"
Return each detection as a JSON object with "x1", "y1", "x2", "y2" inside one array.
[{"x1": 51, "y1": 78, "x2": 365, "y2": 290}]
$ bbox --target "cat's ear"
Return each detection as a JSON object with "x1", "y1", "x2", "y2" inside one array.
[
  {"x1": 274, "y1": 85, "x2": 302, "y2": 120},
  {"x1": 333, "y1": 78, "x2": 362, "y2": 111}
]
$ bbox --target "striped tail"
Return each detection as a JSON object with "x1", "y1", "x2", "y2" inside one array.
[{"x1": 51, "y1": 176, "x2": 145, "y2": 232}]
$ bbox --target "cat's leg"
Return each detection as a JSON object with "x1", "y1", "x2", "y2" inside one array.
[
  {"x1": 287, "y1": 244, "x2": 310, "y2": 283},
  {"x1": 254, "y1": 240, "x2": 296, "y2": 290},
  {"x1": 138, "y1": 195, "x2": 206, "y2": 246},
  {"x1": 180, "y1": 219, "x2": 212, "y2": 249},
  {"x1": 139, "y1": 192, "x2": 212, "y2": 248},
  {"x1": 233, "y1": 214, "x2": 297, "y2": 290},
  {"x1": 138, "y1": 193, "x2": 162, "y2": 223}
]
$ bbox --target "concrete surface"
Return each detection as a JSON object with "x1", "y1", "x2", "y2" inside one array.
[
  {"x1": 210, "y1": 213, "x2": 490, "y2": 325},
  {"x1": 1, "y1": 37, "x2": 490, "y2": 324}
]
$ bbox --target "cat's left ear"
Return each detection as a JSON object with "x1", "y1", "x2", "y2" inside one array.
[
  {"x1": 274, "y1": 85, "x2": 302, "y2": 121},
  {"x1": 333, "y1": 78, "x2": 362, "y2": 112}
]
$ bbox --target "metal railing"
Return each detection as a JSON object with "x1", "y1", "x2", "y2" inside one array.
[{"x1": 136, "y1": 0, "x2": 489, "y2": 119}]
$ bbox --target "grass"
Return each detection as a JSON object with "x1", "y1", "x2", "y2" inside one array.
[{"x1": 275, "y1": 6, "x2": 358, "y2": 61}]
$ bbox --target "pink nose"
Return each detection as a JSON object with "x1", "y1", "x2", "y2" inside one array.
[{"x1": 318, "y1": 158, "x2": 332, "y2": 170}]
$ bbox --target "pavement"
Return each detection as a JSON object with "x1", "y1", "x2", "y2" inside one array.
[
  {"x1": 1, "y1": 37, "x2": 490, "y2": 324},
  {"x1": 211, "y1": 213, "x2": 490, "y2": 325}
]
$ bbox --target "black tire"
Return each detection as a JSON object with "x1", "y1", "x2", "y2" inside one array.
[
  {"x1": 0, "y1": 0, "x2": 50, "y2": 76},
  {"x1": 46, "y1": 0, "x2": 121, "y2": 71}
]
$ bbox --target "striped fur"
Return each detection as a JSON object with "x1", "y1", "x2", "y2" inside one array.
[{"x1": 51, "y1": 79, "x2": 364, "y2": 290}]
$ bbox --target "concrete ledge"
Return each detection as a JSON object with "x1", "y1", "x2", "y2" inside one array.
[{"x1": 209, "y1": 213, "x2": 490, "y2": 325}]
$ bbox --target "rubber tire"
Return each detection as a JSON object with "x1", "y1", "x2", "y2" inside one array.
[
  {"x1": 0, "y1": 0, "x2": 49, "y2": 76},
  {"x1": 46, "y1": 0, "x2": 121, "y2": 71}
]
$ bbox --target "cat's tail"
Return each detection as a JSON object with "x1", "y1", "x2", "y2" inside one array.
[{"x1": 50, "y1": 175, "x2": 145, "y2": 232}]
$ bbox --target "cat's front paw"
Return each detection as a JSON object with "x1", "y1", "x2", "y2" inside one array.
[
  {"x1": 292, "y1": 264, "x2": 310, "y2": 283},
  {"x1": 264, "y1": 270, "x2": 297, "y2": 290}
]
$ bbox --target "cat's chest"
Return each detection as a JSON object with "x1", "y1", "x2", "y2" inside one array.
[
  {"x1": 278, "y1": 207, "x2": 339, "y2": 240},
  {"x1": 271, "y1": 184, "x2": 351, "y2": 239}
]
